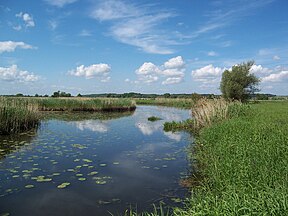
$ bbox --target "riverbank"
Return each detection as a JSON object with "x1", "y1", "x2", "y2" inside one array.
[
  {"x1": 0, "y1": 97, "x2": 136, "y2": 135},
  {"x1": 174, "y1": 101, "x2": 288, "y2": 215},
  {"x1": 136, "y1": 98, "x2": 197, "y2": 109}
]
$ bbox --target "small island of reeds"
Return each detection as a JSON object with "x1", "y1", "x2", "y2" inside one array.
[{"x1": 0, "y1": 97, "x2": 136, "y2": 135}]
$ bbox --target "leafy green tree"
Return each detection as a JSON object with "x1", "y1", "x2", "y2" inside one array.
[
  {"x1": 15, "y1": 93, "x2": 24, "y2": 97},
  {"x1": 51, "y1": 91, "x2": 60, "y2": 97},
  {"x1": 163, "y1": 93, "x2": 171, "y2": 98},
  {"x1": 255, "y1": 94, "x2": 269, "y2": 100},
  {"x1": 220, "y1": 61, "x2": 260, "y2": 101}
]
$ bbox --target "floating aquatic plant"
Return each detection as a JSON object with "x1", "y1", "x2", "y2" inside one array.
[{"x1": 57, "y1": 182, "x2": 70, "y2": 189}]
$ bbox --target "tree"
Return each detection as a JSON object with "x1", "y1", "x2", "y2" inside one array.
[
  {"x1": 220, "y1": 61, "x2": 260, "y2": 101},
  {"x1": 51, "y1": 91, "x2": 60, "y2": 97}
]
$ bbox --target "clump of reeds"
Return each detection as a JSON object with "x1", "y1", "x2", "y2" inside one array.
[
  {"x1": 164, "y1": 98, "x2": 248, "y2": 132},
  {"x1": 191, "y1": 98, "x2": 231, "y2": 130},
  {"x1": 0, "y1": 97, "x2": 40, "y2": 135},
  {"x1": 37, "y1": 98, "x2": 136, "y2": 112}
]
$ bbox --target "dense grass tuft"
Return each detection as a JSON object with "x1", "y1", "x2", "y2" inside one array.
[
  {"x1": 0, "y1": 97, "x2": 40, "y2": 135},
  {"x1": 164, "y1": 98, "x2": 249, "y2": 133}
]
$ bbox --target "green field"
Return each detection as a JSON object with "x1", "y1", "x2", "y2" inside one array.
[{"x1": 174, "y1": 101, "x2": 288, "y2": 215}]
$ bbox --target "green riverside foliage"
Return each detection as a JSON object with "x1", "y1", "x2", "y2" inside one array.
[
  {"x1": 0, "y1": 97, "x2": 136, "y2": 135},
  {"x1": 174, "y1": 101, "x2": 288, "y2": 215},
  {"x1": 164, "y1": 98, "x2": 248, "y2": 133},
  {"x1": 148, "y1": 116, "x2": 162, "y2": 122},
  {"x1": 37, "y1": 98, "x2": 136, "y2": 111},
  {"x1": 220, "y1": 61, "x2": 260, "y2": 101},
  {"x1": 136, "y1": 98, "x2": 198, "y2": 109},
  {"x1": 0, "y1": 97, "x2": 40, "y2": 135}
]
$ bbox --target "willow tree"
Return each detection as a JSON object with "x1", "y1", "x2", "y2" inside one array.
[{"x1": 220, "y1": 61, "x2": 260, "y2": 101}]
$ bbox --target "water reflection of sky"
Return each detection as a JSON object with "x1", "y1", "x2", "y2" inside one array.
[
  {"x1": 0, "y1": 106, "x2": 192, "y2": 216},
  {"x1": 72, "y1": 106, "x2": 189, "y2": 142}
]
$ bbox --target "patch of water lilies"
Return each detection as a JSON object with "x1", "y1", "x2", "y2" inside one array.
[
  {"x1": 25, "y1": 184, "x2": 35, "y2": 189},
  {"x1": 0, "y1": 106, "x2": 190, "y2": 214},
  {"x1": 94, "y1": 176, "x2": 112, "y2": 185}
]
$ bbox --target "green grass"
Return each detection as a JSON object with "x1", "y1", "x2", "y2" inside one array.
[
  {"x1": 174, "y1": 101, "x2": 288, "y2": 215},
  {"x1": 164, "y1": 99, "x2": 249, "y2": 133},
  {"x1": 0, "y1": 97, "x2": 40, "y2": 135},
  {"x1": 136, "y1": 98, "x2": 198, "y2": 109}
]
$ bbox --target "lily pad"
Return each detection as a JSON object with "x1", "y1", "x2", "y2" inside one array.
[
  {"x1": 57, "y1": 182, "x2": 70, "y2": 189},
  {"x1": 95, "y1": 180, "x2": 106, "y2": 185},
  {"x1": 88, "y1": 171, "x2": 98, "y2": 176},
  {"x1": 25, "y1": 184, "x2": 35, "y2": 189},
  {"x1": 83, "y1": 159, "x2": 92, "y2": 163},
  {"x1": 78, "y1": 178, "x2": 86, "y2": 181}
]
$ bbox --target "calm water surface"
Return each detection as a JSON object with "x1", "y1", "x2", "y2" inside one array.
[{"x1": 0, "y1": 106, "x2": 192, "y2": 215}]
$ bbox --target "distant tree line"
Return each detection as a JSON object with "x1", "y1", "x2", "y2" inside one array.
[
  {"x1": 0, "y1": 90, "x2": 285, "y2": 100},
  {"x1": 82, "y1": 92, "x2": 220, "y2": 99}
]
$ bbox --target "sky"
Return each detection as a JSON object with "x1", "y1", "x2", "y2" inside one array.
[{"x1": 0, "y1": 0, "x2": 288, "y2": 95}]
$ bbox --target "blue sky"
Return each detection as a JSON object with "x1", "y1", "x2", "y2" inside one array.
[{"x1": 0, "y1": 0, "x2": 288, "y2": 95}]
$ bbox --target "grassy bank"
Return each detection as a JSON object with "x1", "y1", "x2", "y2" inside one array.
[
  {"x1": 174, "y1": 101, "x2": 288, "y2": 215},
  {"x1": 136, "y1": 98, "x2": 197, "y2": 109},
  {"x1": 0, "y1": 97, "x2": 40, "y2": 135}
]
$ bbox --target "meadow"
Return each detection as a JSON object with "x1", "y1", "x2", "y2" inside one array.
[{"x1": 172, "y1": 100, "x2": 288, "y2": 215}]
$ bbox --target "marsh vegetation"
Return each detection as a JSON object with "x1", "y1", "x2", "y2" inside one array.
[{"x1": 0, "y1": 97, "x2": 136, "y2": 135}]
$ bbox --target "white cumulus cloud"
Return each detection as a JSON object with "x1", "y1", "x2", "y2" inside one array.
[
  {"x1": 163, "y1": 56, "x2": 185, "y2": 69},
  {"x1": 162, "y1": 77, "x2": 182, "y2": 85},
  {"x1": 0, "y1": 41, "x2": 35, "y2": 53},
  {"x1": 136, "y1": 62, "x2": 161, "y2": 75},
  {"x1": 0, "y1": 65, "x2": 39, "y2": 82},
  {"x1": 135, "y1": 56, "x2": 186, "y2": 85},
  {"x1": 16, "y1": 12, "x2": 35, "y2": 28},
  {"x1": 262, "y1": 71, "x2": 288, "y2": 83},
  {"x1": 249, "y1": 64, "x2": 272, "y2": 75},
  {"x1": 192, "y1": 64, "x2": 224, "y2": 80},
  {"x1": 70, "y1": 64, "x2": 111, "y2": 80}
]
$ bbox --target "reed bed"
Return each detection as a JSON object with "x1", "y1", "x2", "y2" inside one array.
[
  {"x1": 164, "y1": 98, "x2": 248, "y2": 132},
  {"x1": 136, "y1": 98, "x2": 197, "y2": 109},
  {"x1": 36, "y1": 98, "x2": 136, "y2": 111},
  {"x1": 0, "y1": 97, "x2": 40, "y2": 135},
  {"x1": 0, "y1": 97, "x2": 136, "y2": 135}
]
